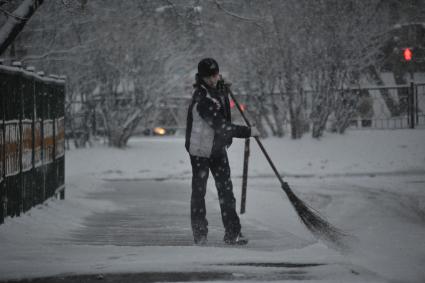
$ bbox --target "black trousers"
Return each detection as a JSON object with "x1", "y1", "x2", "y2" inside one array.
[{"x1": 190, "y1": 150, "x2": 241, "y2": 239}]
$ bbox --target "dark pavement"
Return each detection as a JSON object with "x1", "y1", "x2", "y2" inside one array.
[
  {"x1": 0, "y1": 179, "x2": 374, "y2": 282},
  {"x1": 67, "y1": 179, "x2": 307, "y2": 250}
]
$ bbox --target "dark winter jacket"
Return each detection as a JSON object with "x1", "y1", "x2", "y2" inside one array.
[{"x1": 185, "y1": 80, "x2": 251, "y2": 157}]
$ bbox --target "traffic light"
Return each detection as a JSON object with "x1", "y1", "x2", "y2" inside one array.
[{"x1": 403, "y1": 48, "x2": 413, "y2": 61}]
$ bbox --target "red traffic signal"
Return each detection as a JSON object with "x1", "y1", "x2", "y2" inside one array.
[{"x1": 403, "y1": 48, "x2": 413, "y2": 61}]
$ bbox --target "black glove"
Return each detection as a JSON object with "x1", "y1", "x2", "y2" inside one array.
[{"x1": 217, "y1": 76, "x2": 232, "y2": 93}]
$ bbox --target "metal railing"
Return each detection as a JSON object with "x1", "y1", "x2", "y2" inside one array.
[
  {"x1": 415, "y1": 83, "x2": 425, "y2": 127},
  {"x1": 340, "y1": 85, "x2": 412, "y2": 129},
  {"x1": 0, "y1": 63, "x2": 65, "y2": 224},
  {"x1": 248, "y1": 83, "x2": 425, "y2": 131},
  {"x1": 331, "y1": 83, "x2": 424, "y2": 130}
]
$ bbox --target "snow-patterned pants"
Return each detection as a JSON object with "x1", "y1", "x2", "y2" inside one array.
[{"x1": 189, "y1": 149, "x2": 241, "y2": 240}]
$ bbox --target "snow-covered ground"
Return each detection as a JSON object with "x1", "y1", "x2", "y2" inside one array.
[{"x1": 1, "y1": 129, "x2": 425, "y2": 282}]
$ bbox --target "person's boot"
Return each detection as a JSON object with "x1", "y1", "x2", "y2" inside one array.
[
  {"x1": 194, "y1": 235, "x2": 208, "y2": 245},
  {"x1": 223, "y1": 232, "x2": 248, "y2": 245}
]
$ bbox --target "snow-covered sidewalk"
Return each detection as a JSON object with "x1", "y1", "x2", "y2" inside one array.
[{"x1": 0, "y1": 129, "x2": 424, "y2": 282}]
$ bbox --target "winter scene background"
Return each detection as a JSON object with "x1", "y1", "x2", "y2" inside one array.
[{"x1": 1, "y1": 1, "x2": 425, "y2": 283}]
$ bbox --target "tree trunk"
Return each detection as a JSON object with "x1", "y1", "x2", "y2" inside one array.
[
  {"x1": 0, "y1": 0, "x2": 44, "y2": 56},
  {"x1": 311, "y1": 91, "x2": 333, "y2": 139},
  {"x1": 287, "y1": 88, "x2": 305, "y2": 139},
  {"x1": 106, "y1": 108, "x2": 144, "y2": 148},
  {"x1": 260, "y1": 101, "x2": 277, "y2": 136},
  {"x1": 270, "y1": 94, "x2": 285, "y2": 137},
  {"x1": 331, "y1": 89, "x2": 359, "y2": 134}
]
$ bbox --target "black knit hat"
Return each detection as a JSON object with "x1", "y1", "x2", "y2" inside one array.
[{"x1": 198, "y1": 58, "x2": 219, "y2": 78}]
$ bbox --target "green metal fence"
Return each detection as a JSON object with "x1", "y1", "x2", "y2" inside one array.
[{"x1": 0, "y1": 64, "x2": 65, "y2": 224}]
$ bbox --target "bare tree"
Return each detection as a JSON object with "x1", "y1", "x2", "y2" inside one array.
[
  {"x1": 303, "y1": 0, "x2": 390, "y2": 138},
  {"x1": 265, "y1": 0, "x2": 308, "y2": 139},
  {"x1": 9, "y1": 0, "x2": 203, "y2": 147},
  {"x1": 6, "y1": 0, "x2": 405, "y2": 144}
]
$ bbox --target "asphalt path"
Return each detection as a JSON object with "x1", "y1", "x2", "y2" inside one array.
[{"x1": 2, "y1": 177, "x2": 396, "y2": 282}]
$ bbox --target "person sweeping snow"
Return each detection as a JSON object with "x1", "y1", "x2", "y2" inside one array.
[{"x1": 185, "y1": 58, "x2": 259, "y2": 245}]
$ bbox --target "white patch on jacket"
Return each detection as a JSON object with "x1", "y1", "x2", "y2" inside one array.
[{"x1": 189, "y1": 101, "x2": 215, "y2": 157}]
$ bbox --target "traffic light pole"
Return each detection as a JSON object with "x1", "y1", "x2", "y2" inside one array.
[
  {"x1": 409, "y1": 82, "x2": 415, "y2": 129},
  {"x1": 406, "y1": 52, "x2": 415, "y2": 129}
]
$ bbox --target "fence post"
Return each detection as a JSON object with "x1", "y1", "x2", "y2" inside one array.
[
  {"x1": 21, "y1": 67, "x2": 35, "y2": 212},
  {"x1": 0, "y1": 65, "x2": 4, "y2": 224},
  {"x1": 409, "y1": 82, "x2": 415, "y2": 129},
  {"x1": 415, "y1": 84, "x2": 419, "y2": 124},
  {"x1": 50, "y1": 77, "x2": 57, "y2": 198},
  {"x1": 19, "y1": 66, "x2": 24, "y2": 216},
  {"x1": 37, "y1": 71, "x2": 46, "y2": 203},
  {"x1": 12, "y1": 61, "x2": 23, "y2": 217},
  {"x1": 31, "y1": 70, "x2": 35, "y2": 209},
  {"x1": 58, "y1": 78, "x2": 65, "y2": 200}
]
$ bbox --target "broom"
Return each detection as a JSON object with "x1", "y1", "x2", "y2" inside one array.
[{"x1": 226, "y1": 86, "x2": 346, "y2": 247}]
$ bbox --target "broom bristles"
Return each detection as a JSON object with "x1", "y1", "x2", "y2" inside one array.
[{"x1": 282, "y1": 182, "x2": 347, "y2": 248}]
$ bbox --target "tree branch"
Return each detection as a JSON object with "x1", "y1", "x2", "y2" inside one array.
[
  {"x1": 0, "y1": 6, "x2": 28, "y2": 20},
  {"x1": 213, "y1": 0, "x2": 264, "y2": 27},
  {"x1": 0, "y1": 0, "x2": 44, "y2": 56},
  {"x1": 0, "y1": 0, "x2": 11, "y2": 7}
]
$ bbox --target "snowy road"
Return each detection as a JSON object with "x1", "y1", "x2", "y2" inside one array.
[
  {"x1": 3, "y1": 176, "x2": 395, "y2": 282},
  {"x1": 67, "y1": 179, "x2": 309, "y2": 250},
  {"x1": 63, "y1": 173, "x2": 424, "y2": 283},
  {"x1": 1, "y1": 175, "x2": 402, "y2": 282},
  {"x1": 34, "y1": 174, "x2": 425, "y2": 282},
  {"x1": 53, "y1": 178, "x2": 334, "y2": 282},
  {"x1": 1, "y1": 131, "x2": 425, "y2": 282}
]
